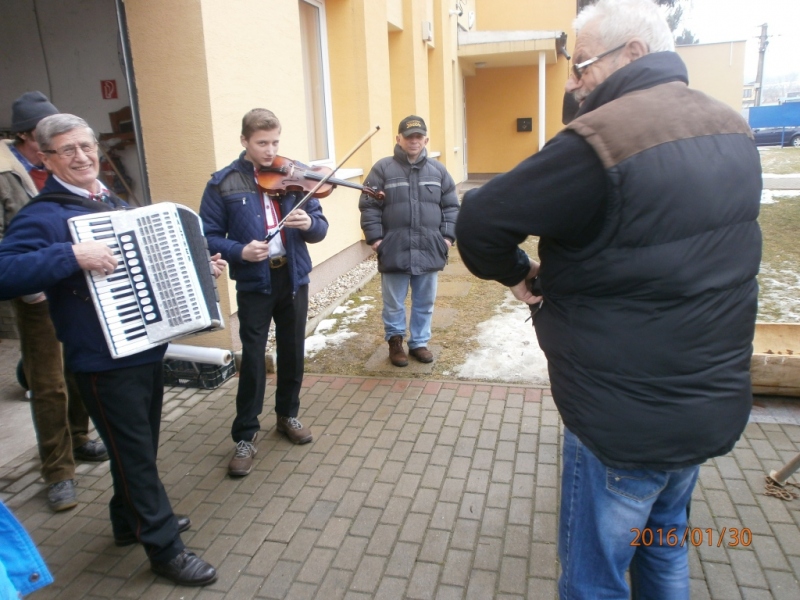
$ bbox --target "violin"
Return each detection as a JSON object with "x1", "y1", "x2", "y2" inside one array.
[{"x1": 256, "y1": 156, "x2": 385, "y2": 201}]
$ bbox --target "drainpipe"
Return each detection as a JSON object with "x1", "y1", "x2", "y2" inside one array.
[
  {"x1": 539, "y1": 51, "x2": 546, "y2": 150},
  {"x1": 114, "y1": 0, "x2": 151, "y2": 204}
]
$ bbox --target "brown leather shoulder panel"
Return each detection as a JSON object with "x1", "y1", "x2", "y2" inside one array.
[{"x1": 566, "y1": 82, "x2": 753, "y2": 169}]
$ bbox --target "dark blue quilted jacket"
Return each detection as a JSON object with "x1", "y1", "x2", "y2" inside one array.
[
  {"x1": 200, "y1": 153, "x2": 328, "y2": 295},
  {"x1": 538, "y1": 53, "x2": 762, "y2": 470},
  {"x1": 0, "y1": 178, "x2": 166, "y2": 372}
]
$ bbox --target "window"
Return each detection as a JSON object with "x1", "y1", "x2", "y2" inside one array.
[{"x1": 299, "y1": 0, "x2": 334, "y2": 164}]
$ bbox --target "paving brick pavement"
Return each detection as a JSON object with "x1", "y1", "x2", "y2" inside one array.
[{"x1": 1, "y1": 346, "x2": 800, "y2": 598}]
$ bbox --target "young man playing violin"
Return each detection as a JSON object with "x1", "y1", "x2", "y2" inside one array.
[{"x1": 200, "y1": 108, "x2": 328, "y2": 477}]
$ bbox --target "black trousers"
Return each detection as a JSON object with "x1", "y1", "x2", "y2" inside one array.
[
  {"x1": 75, "y1": 362, "x2": 183, "y2": 563},
  {"x1": 233, "y1": 265, "x2": 308, "y2": 443}
]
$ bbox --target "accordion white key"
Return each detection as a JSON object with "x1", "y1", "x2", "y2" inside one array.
[{"x1": 68, "y1": 202, "x2": 224, "y2": 358}]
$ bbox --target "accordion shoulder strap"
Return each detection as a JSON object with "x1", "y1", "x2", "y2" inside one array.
[{"x1": 31, "y1": 193, "x2": 125, "y2": 212}]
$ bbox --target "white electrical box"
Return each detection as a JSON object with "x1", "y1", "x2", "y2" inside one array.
[{"x1": 421, "y1": 20, "x2": 433, "y2": 43}]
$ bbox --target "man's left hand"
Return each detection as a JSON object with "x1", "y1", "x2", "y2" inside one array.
[
  {"x1": 284, "y1": 209, "x2": 312, "y2": 231},
  {"x1": 209, "y1": 253, "x2": 227, "y2": 278},
  {"x1": 445, "y1": 239, "x2": 452, "y2": 248}
]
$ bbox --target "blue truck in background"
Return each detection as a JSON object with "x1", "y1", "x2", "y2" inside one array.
[{"x1": 747, "y1": 102, "x2": 800, "y2": 147}]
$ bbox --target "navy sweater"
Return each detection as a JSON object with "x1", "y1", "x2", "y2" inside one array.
[{"x1": 0, "y1": 178, "x2": 165, "y2": 372}]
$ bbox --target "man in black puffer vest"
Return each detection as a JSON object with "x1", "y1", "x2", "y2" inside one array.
[{"x1": 457, "y1": 1, "x2": 762, "y2": 598}]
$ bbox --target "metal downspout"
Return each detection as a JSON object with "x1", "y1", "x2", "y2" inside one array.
[
  {"x1": 114, "y1": 0, "x2": 151, "y2": 204},
  {"x1": 539, "y1": 51, "x2": 546, "y2": 150}
]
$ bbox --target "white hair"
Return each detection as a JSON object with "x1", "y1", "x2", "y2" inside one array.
[
  {"x1": 34, "y1": 114, "x2": 95, "y2": 151},
  {"x1": 574, "y1": 0, "x2": 675, "y2": 53}
]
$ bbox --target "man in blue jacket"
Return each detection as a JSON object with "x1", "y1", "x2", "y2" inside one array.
[
  {"x1": 200, "y1": 108, "x2": 329, "y2": 477},
  {"x1": 0, "y1": 113, "x2": 220, "y2": 586}
]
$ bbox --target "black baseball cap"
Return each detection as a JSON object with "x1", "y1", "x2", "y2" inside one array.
[{"x1": 398, "y1": 115, "x2": 427, "y2": 137}]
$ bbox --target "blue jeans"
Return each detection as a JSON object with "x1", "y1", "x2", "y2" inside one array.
[
  {"x1": 381, "y1": 272, "x2": 437, "y2": 349},
  {"x1": 559, "y1": 427, "x2": 699, "y2": 600}
]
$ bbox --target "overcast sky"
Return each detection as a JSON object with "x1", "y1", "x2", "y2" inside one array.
[{"x1": 679, "y1": 0, "x2": 800, "y2": 82}]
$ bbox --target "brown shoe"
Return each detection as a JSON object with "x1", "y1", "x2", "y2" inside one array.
[
  {"x1": 228, "y1": 434, "x2": 257, "y2": 477},
  {"x1": 388, "y1": 335, "x2": 408, "y2": 367},
  {"x1": 409, "y1": 346, "x2": 434, "y2": 363},
  {"x1": 276, "y1": 416, "x2": 313, "y2": 444}
]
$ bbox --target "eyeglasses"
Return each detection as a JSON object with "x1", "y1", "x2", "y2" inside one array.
[
  {"x1": 571, "y1": 43, "x2": 627, "y2": 81},
  {"x1": 42, "y1": 141, "x2": 98, "y2": 159}
]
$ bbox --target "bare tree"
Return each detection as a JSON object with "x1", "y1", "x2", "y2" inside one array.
[{"x1": 576, "y1": 1, "x2": 698, "y2": 45}]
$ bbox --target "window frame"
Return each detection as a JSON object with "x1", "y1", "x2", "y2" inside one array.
[{"x1": 299, "y1": 0, "x2": 336, "y2": 168}]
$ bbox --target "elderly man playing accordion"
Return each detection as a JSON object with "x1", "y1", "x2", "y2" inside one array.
[{"x1": 0, "y1": 113, "x2": 224, "y2": 587}]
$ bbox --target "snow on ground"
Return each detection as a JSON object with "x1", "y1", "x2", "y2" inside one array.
[
  {"x1": 305, "y1": 297, "x2": 375, "y2": 358},
  {"x1": 758, "y1": 264, "x2": 800, "y2": 322},
  {"x1": 453, "y1": 291, "x2": 550, "y2": 385},
  {"x1": 761, "y1": 189, "x2": 800, "y2": 204}
]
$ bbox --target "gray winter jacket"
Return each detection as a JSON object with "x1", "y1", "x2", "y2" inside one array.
[{"x1": 359, "y1": 145, "x2": 459, "y2": 274}]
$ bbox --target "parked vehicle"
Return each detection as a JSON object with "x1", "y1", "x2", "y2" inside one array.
[{"x1": 751, "y1": 125, "x2": 800, "y2": 147}]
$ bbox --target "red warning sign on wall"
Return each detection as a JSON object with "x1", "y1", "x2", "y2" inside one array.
[{"x1": 101, "y1": 80, "x2": 118, "y2": 100}]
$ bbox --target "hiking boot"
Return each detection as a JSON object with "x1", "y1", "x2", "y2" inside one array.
[
  {"x1": 388, "y1": 335, "x2": 408, "y2": 367},
  {"x1": 74, "y1": 439, "x2": 109, "y2": 462},
  {"x1": 150, "y1": 550, "x2": 217, "y2": 586},
  {"x1": 228, "y1": 434, "x2": 257, "y2": 477},
  {"x1": 409, "y1": 346, "x2": 434, "y2": 363},
  {"x1": 276, "y1": 416, "x2": 313, "y2": 444},
  {"x1": 48, "y1": 479, "x2": 78, "y2": 512}
]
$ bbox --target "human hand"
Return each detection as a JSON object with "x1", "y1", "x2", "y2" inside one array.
[
  {"x1": 209, "y1": 253, "x2": 227, "y2": 278},
  {"x1": 371, "y1": 239, "x2": 382, "y2": 252},
  {"x1": 21, "y1": 292, "x2": 46, "y2": 304},
  {"x1": 73, "y1": 241, "x2": 118, "y2": 275},
  {"x1": 509, "y1": 258, "x2": 542, "y2": 305},
  {"x1": 444, "y1": 239, "x2": 452, "y2": 248},
  {"x1": 241, "y1": 240, "x2": 270, "y2": 262},
  {"x1": 509, "y1": 259, "x2": 542, "y2": 325},
  {"x1": 284, "y1": 209, "x2": 311, "y2": 231}
]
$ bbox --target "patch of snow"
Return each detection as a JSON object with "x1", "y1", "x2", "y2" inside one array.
[
  {"x1": 758, "y1": 263, "x2": 800, "y2": 322},
  {"x1": 456, "y1": 291, "x2": 550, "y2": 384},
  {"x1": 762, "y1": 190, "x2": 800, "y2": 204},
  {"x1": 305, "y1": 298, "x2": 375, "y2": 357},
  {"x1": 305, "y1": 330, "x2": 358, "y2": 357}
]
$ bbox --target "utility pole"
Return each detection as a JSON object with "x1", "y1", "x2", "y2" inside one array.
[{"x1": 754, "y1": 23, "x2": 768, "y2": 107}]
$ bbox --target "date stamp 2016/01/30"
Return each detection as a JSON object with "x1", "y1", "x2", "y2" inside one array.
[{"x1": 631, "y1": 527, "x2": 753, "y2": 548}]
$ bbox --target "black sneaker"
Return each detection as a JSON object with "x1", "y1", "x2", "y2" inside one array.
[
  {"x1": 74, "y1": 439, "x2": 109, "y2": 462},
  {"x1": 48, "y1": 479, "x2": 78, "y2": 512}
]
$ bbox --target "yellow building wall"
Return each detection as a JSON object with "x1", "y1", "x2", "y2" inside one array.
[
  {"x1": 122, "y1": 0, "x2": 472, "y2": 347},
  {"x1": 124, "y1": 0, "x2": 232, "y2": 349},
  {"x1": 677, "y1": 41, "x2": 746, "y2": 113},
  {"x1": 325, "y1": 0, "x2": 394, "y2": 249},
  {"x1": 389, "y1": 0, "x2": 431, "y2": 129},
  {"x1": 474, "y1": 0, "x2": 573, "y2": 32},
  {"x1": 428, "y1": 0, "x2": 466, "y2": 182},
  {"x1": 463, "y1": 1, "x2": 575, "y2": 173},
  {"x1": 466, "y1": 66, "x2": 541, "y2": 173}
]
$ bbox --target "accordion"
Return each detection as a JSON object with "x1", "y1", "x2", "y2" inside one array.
[{"x1": 68, "y1": 202, "x2": 224, "y2": 358}]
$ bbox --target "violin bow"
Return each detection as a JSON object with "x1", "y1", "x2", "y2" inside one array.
[{"x1": 265, "y1": 125, "x2": 381, "y2": 242}]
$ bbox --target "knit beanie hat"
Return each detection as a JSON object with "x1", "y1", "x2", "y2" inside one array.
[{"x1": 12, "y1": 91, "x2": 59, "y2": 133}]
